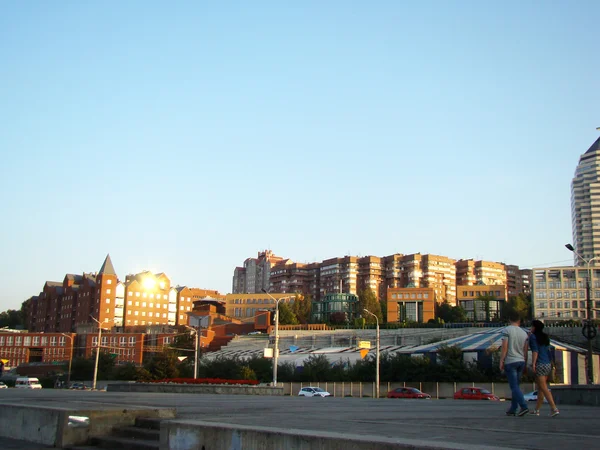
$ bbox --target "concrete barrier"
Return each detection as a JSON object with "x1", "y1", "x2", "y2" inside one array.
[
  {"x1": 108, "y1": 382, "x2": 284, "y2": 395},
  {"x1": 0, "y1": 403, "x2": 175, "y2": 447},
  {"x1": 159, "y1": 420, "x2": 510, "y2": 450},
  {"x1": 551, "y1": 385, "x2": 600, "y2": 406}
]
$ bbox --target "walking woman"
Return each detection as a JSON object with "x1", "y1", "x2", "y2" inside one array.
[{"x1": 529, "y1": 320, "x2": 559, "y2": 417}]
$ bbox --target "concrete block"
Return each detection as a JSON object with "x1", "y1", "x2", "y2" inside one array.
[{"x1": 160, "y1": 420, "x2": 511, "y2": 450}]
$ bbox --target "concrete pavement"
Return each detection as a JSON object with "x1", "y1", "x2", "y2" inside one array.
[{"x1": 1, "y1": 389, "x2": 599, "y2": 449}]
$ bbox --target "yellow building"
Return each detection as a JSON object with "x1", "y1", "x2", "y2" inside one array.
[
  {"x1": 226, "y1": 293, "x2": 296, "y2": 320},
  {"x1": 456, "y1": 284, "x2": 507, "y2": 321},
  {"x1": 387, "y1": 287, "x2": 435, "y2": 323}
]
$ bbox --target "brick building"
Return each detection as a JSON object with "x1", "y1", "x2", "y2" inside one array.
[{"x1": 0, "y1": 331, "x2": 75, "y2": 369}]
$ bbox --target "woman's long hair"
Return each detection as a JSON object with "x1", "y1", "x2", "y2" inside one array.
[{"x1": 531, "y1": 319, "x2": 550, "y2": 346}]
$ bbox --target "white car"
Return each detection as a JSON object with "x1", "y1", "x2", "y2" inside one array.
[
  {"x1": 0, "y1": 381, "x2": 7, "y2": 389},
  {"x1": 524, "y1": 390, "x2": 549, "y2": 403},
  {"x1": 298, "y1": 387, "x2": 331, "y2": 397}
]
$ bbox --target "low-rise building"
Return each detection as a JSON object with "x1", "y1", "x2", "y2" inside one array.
[
  {"x1": 387, "y1": 287, "x2": 435, "y2": 323},
  {"x1": 456, "y1": 285, "x2": 507, "y2": 322}
]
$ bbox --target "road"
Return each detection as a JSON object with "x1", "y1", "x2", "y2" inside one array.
[{"x1": 1, "y1": 389, "x2": 599, "y2": 449}]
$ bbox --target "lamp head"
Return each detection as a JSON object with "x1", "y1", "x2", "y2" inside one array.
[{"x1": 566, "y1": 244, "x2": 575, "y2": 251}]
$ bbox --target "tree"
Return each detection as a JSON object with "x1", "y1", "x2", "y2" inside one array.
[
  {"x1": 359, "y1": 289, "x2": 382, "y2": 323},
  {"x1": 302, "y1": 354, "x2": 331, "y2": 381},
  {"x1": 144, "y1": 349, "x2": 180, "y2": 380},
  {"x1": 291, "y1": 294, "x2": 312, "y2": 324},
  {"x1": 70, "y1": 357, "x2": 94, "y2": 381},
  {"x1": 379, "y1": 298, "x2": 388, "y2": 323},
  {"x1": 113, "y1": 362, "x2": 152, "y2": 381},
  {"x1": 0, "y1": 309, "x2": 24, "y2": 329},
  {"x1": 97, "y1": 351, "x2": 117, "y2": 380},
  {"x1": 503, "y1": 293, "x2": 531, "y2": 322},
  {"x1": 435, "y1": 302, "x2": 467, "y2": 323},
  {"x1": 329, "y1": 312, "x2": 347, "y2": 325},
  {"x1": 278, "y1": 302, "x2": 298, "y2": 325}
]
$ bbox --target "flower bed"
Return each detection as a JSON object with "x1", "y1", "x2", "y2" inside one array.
[{"x1": 146, "y1": 377, "x2": 259, "y2": 386}]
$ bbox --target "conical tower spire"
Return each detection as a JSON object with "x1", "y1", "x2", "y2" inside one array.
[{"x1": 98, "y1": 254, "x2": 117, "y2": 276}]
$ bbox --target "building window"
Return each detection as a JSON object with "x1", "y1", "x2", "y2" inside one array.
[
  {"x1": 24, "y1": 336, "x2": 31, "y2": 346},
  {"x1": 120, "y1": 337, "x2": 126, "y2": 346},
  {"x1": 142, "y1": 302, "x2": 147, "y2": 307},
  {"x1": 15, "y1": 336, "x2": 22, "y2": 346},
  {"x1": 41, "y1": 337, "x2": 47, "y2": 345},
  {"x1": 128, "y1": 301, "x2": 132, "y2": 306},
  {"x1": 128, "y1": 292, "x2": 133, "y2": 297},
  {"x1": 107, "y1": 280, "x2": 112, "y2": 285},
  {"x1": 150, "y1": 303, "x2": 154, "y2": 308},
  {"x1": 106, "y1": 298, "x2": 111, "y2": 303},
  {"x1": 50, "y1": 336, "x2": 57, "y2": 346},
  {"x1": 33, "y1": 336, "x2": 39, "y2": 345},
  {"x1": 136, "y1": 292, "x2": 140, "y2": 297},
  {"x1": 149, "y1": 312, "x2": 153, "y2": 317},
  {"x1": 135, "y1": 311, "x2": 139, "y2": 316},
  {"x1": 106, "y1": 289, "x2": 111, "y2": 294},
  {"x1": 129, "y1": 337, "x2": 135, "y2": 346}
]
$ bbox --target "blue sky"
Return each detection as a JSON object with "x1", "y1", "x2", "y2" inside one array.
[{"x1": 1, "y1": 1, "x2": 599, "y2": 312}]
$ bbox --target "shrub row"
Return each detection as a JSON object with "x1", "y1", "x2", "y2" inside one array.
[{"x1": 146, "y1": 377, "x2": 259, "y2": 385}]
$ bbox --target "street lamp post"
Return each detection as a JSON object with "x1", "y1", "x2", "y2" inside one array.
[
  {"x1": 261, "y1": 289, "x2": 292, "y2": 387},
  {"x1": 89, "y1": 315, "x2": 112, "y2": 391},
  {"x1": 185, "y1": 325, "x2": 200, "y2": 379},
  {"x1": 363, "y1": 308, "x2": 380, "y2": 398},
  {"x1": 566, "y1": 243, "x2": 598, "y2": 384},
  {"x1": 60, "y1": 333, "x2": 74, "y2": 387}
]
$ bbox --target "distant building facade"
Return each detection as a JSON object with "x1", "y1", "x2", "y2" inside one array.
[
  {"x1": 532, "y1": 266, "x2": 600, "y2": 321},
  {"x1": 571, "y1": 137, "x2": 600, "y2": 266},
  {"x1": 232, "y1": 250, "x2": 284, "y2": 294}
]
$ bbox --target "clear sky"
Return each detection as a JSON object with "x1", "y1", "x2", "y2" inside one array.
[{"x1": 1, "y1": 1, "x2": 599, "y2": 312}]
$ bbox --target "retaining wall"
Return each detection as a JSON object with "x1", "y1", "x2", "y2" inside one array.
[
  {"x1": 107, "y1": 382, "x2": 284, "y2": 395},
  {"x1": 0, "y1": 403, "x2": 175, "y2": 447},
  {"x1": 159, "y1": 419, "x2": 501, "y2": 450}
]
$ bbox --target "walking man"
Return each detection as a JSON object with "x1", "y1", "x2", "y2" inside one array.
[{"x1": 500, "y1": 310, "x2": 529, "y2": 416}]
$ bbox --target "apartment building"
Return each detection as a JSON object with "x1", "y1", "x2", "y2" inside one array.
[
  {"x1": 532, "y1": 266, "x2": 600, "y2": 321},
  {"x1": 269, "y1": 260, "x2": 313, "y2": 296},
  {"x1": 27, "y1": 255, "x2": 119, "y2": 333},
  {"x1": 232, "y1": 250, "x2": 284, "y2": 294},
  {"x1": 571, "y1": 136, "x2": 600, "y2": 265},
  {"x1": 397, "y1": 254, "x2": 456, "y2": 305},
  {"x1": 319, "y1": 256, "x2": 358, "y2": 299},
  {"x1": 456, "y1": 285, "x2": 507, "y2": 321},
  {"x1": 456, "y1": 259, "x2": 506, "y2": 287},
  {"x1": 505, "y1": 265, "x2": 533, "y2": 297},
  {"x1": 387, "y1": 287, "x2": 435, "y2": 323},
  {"x1": 123, "y1": 271, "x2": 174, "y2": 328},
  {"x1": 357, "y1": 256, "x2": 385, "y2": 299}
]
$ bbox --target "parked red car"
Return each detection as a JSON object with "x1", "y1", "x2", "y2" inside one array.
[
  {"x1": 387, "y1": 387, "x2": 431, "y2": 399},
  {"x1": 453, "y1": 387, "x2": 499, "y2": 401}
]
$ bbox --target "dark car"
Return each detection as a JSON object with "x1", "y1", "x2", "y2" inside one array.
[
  {"x1": 387, "y1": 387, "x2": 431, "y2": 399},
  {"x1": 453, "y1": 387, "x2": 499, "y2": 401},
  {"x1": 69, "y1": 382, "x2": 90, "y2": 390}
]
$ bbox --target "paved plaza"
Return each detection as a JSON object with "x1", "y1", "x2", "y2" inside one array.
[{"x1": 1, "y1": 389, "x2": 599, "y2": 449}]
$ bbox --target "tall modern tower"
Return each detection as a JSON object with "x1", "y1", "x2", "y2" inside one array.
[{"x1": 571, "y1": 136, "x2": 600, "y2": 265}]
